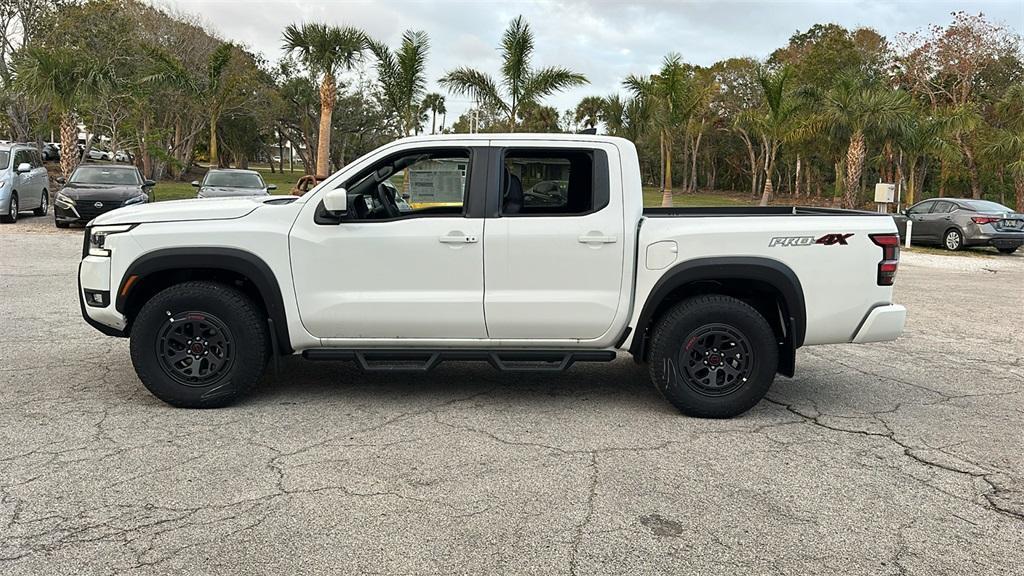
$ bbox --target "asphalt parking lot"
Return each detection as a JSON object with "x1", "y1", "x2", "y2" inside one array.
[{"x1": 1, "y1": 217, "x2": 1022, "y2": 575}]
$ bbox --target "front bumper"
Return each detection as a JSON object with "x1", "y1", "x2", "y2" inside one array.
[
  {"x1": 78, "y1": 249, "x2": 128, "y2": 337},
  {"x1": 852, "y1": 304, "x2": 907, "y2": 344}
]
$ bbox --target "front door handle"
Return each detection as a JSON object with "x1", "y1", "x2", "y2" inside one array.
[
  {"x1": 578, "y1": 234, "x2": 618, "y2": 244},
  {"x1": 439, "y1": 234, "x2": 478, "y2": 244}
]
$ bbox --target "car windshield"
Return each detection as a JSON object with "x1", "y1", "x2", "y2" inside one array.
[
  {"x1": 0, "y1": 151, "x2": 9, "y2": 169},
  {"x1": 70, "y1": 167, "x2": 141, "y2": 185},
  {"x1": 203, "y1": 171, "x2": 264, "y2": 189},
  {"x1": 961, "y1": 200, "x2": 1012, "y2": 213}
]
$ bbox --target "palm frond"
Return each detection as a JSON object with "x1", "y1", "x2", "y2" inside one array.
[
  {"x1": 439, "y1": 67, "x2": 508, "y2": 114},
  {"x1": 520, "y1": 66, "x2": 587, "y2": 104}
]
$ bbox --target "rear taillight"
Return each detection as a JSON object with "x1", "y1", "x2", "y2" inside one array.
[
  {"x1": 870, "y1": 233, "x2": 900, "y2": 286},
  {"x1": 972, "y1": 216, "x2": 999, "y2": 225}
]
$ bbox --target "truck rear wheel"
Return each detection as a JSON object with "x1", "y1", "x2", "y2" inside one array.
[
  {"x1": 129, "y1": 281, "x2": 268, "y2": 408},
  {"x1": 648, "y1": 295, "x2": 778, "y2": 418}
]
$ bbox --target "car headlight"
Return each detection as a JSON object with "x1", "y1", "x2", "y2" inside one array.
[
  {"x1": 88, "y1": 224, "x2": 134, "y2": 257},
  {"x1": 55, "y1": 192, "x2": 76, "y2": 207},
  {"x1": 122, "y1": 194, "x2": 148, "y2": 206}
]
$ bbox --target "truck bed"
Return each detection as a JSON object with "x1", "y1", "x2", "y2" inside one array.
[{"x1": 643, "y1": 206, "x2": 884, "y2": 217}]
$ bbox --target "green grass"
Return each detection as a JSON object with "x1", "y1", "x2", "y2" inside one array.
[
  {"x1": 642, "y1": 187, "x2": 750, "y2": 207},
  {"x1": 153, "y1": 165, "x2": 303, "y2": 202}
]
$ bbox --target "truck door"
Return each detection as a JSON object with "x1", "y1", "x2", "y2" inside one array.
[
  {"x1": 289, "y1": 144, "x2": 489, "y2": 339},
  {"x1": 483, "y1": 142, "x2": 625, "y2": 340}
]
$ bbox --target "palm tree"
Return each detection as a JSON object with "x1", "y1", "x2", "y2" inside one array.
[
  {"x1": 283, "y1": 23, "x2": 365, "y2": 177},
  {"x1": 368, "y1": 30, "x2": 430, "y2": 136},
  {"x1": 895, "y1": 109, "x2": 959, "y2": 206},
  {"x1": 987, "y1": 84, "x2": 1024, "y2": 212},
  {"x1": 440, "y1": 15, "x2": 587, "y2": 132},
  {"x1": 15, "y1": 47, "x2": 105, "y2": 178},
  {"x1": 145, "y1": 42, "x2": 238, "y2": 167},
  {"x1": 625, "y1": 54, "x2": 699, "y2": 207},
  {"x1": 744, "y1": 65, "x2": 800, "y2": 206},
  {"x1": 809, "y1": 75, "x2": 913, "y2": 208},
  {"x1": 422, "y1": 93, "x2": 446, "y2": 134},
  {"x1": 574, "y1": 96, "x2": 605, "y2": 130}
]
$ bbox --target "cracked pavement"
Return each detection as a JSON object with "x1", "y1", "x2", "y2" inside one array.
[{"x1": 1, "y1": 225, "x2": 1022, "y2": 575}]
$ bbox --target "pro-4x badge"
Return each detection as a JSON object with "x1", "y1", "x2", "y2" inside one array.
[{"x1": 769, "y1": 233, "x2": 854, "y2": 247}]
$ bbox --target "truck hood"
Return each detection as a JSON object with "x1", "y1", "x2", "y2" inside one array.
[{"x1": 89, "y1": 196, "x2": 274, "y2": 226}]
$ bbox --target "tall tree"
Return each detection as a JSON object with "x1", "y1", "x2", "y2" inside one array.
[
  {"x1": 988, "y1": 84, "x2": 1024, "y2": 212},
  {"x1": 421, "y1": 92, "x2": 445, "y2": 134},
  {"x1": 283, "y1": 23, "x2": 365, "y2": 177},
  {"x1": 368, "y1": 30, "x2": 429, "y2": 136},
  {"x1": 15, "y1": 47, "x2": 104, "y2": 177},
  {"x1": 745, "y1": 65, "x2": 800, "y2": 206},
  {"x1": 440, "y1": 15, "x2": 587, "y2": 132},
  {"x1": 807, "y1": 74, "x2": 913, "y2": 208},
  {"x1": 574, "y1": 95, "x2": 604, "y2": 130},
  {"x1": 625, "y1": 55, "x2": 701, "y2": 206}
]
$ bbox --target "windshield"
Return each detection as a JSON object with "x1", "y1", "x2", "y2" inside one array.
[
  {"x1": 69, "y1": 167, "x2": 141, "y2": 185},
  {"x1": 203, "y1": 171, "x2": 265, "y2": 189},
  {"x1": 0, "y1": 151, "x2": 9, "y2": 169},
  {"x1": 961, "y1": 200, "x2": 1012, "y2": 213}
]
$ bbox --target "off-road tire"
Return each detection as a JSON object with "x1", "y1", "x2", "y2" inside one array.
[
  {"x1": 648, "y1": 295, "x2": 778, "y2": 418},
  {"x1": 130, "y1": 281, "x2": 268, "y2": 408}
]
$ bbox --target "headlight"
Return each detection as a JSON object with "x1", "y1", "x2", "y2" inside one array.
[
  {"x1": 88, "y1": 224, "x2": 134, "y2": 257},
  {"x1": 55, "y1": 192, "x2": 76, "y2": 207},
  {"x1": 122, "y1": 194, "x2": 148, "y2": 206}
]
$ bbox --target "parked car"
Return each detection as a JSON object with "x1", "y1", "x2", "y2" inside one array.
[
  {"x1": 85, "y1": 148, "x2": 113, "y2": 161},
  {"x1": 78, "y1": 134, "x2": 906, "y2": 416},
  {"x1": 893, "y1": 198, "x2": 1024, "y2": 253},
  {"x1": 114, "y1": 150, "x2": 134, "y2": 163},
  {"x1": 192, "y1": 168, "x2": 276, "y2": 198},
  {"x1": 53, "y1": 164, "x2": 154, "y2": 228},
  {"x1": 0, "y1": 142, "x2": 50, "y2": 223},
  {"x1": 41, "y1": 142, "x2": 60, "y2": 162}
]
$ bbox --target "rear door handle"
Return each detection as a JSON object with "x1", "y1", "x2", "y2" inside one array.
[
  {"x1": 439, "y1": 234, "x2": 478, "y2": 244},
  {"x1": 578, "y1": 234, "x2": 618, "y2": 244}
]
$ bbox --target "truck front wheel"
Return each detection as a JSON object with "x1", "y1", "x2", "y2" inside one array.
[
  {"x1": 648, "y1": 295, "x2": 778, "y2": 418},
  {"x1": 129, "y1": 281, "x2": 268, "y2": 408}
]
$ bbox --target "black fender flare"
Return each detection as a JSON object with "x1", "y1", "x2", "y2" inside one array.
[
  {"x1": 629, "y1": 256, "x2": 806, "y2": 364},
  {"x1": 116, "y1": 247, "x2": 292, "y2": 354}
]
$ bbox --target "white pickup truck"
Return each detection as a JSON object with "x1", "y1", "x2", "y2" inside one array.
[{"x1": 78, "y1": 134, "x2": 906, "y2": 417}]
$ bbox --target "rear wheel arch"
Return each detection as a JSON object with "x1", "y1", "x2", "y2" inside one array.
[
  {"x1": 117, "y1": 247, "x2": 293, "y2": 354},
  {"x1": 629, "y1": 257, "x2": 805, "y2": 375}
]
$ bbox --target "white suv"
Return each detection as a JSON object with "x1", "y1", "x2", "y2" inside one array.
[{"x1": 0, "y1": 143, "x2": 50, "y2": 223}]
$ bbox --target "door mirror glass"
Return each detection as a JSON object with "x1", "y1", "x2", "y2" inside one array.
[
  {"x1": 15, "y1": 162, "x2": 31, "y2": 174},
  {"x1": 323, "y1": 187, "x2": 348, "y2": 213},
  {"x1": 143, "y1": 179, "x2": 156, "y2": 188}
]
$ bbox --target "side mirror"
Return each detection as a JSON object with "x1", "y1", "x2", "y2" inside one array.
[
  {"x1": 15, "y1": 162, "x2": 31, "y2": 174},
  {"x1": 267, "y1": 184, "x2": 277, "y2": 191},
  {"x1": 56, "y1": 176, "x2": 66, "y2": 185},
  {"x1": 143, "y1": 179, "x2": 156, "y2": 188},
  {"x1": 323, "y1": 187, "x2": 348, "y2": 214},
  {"x1": 402, "y1": 193, "x2": 410, "y2": 200},
  {"x1": 191, "y1": 180, "x2": 200, "y2": 187}
]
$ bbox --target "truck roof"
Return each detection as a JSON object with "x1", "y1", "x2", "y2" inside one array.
[{"x1": 393, "y1": 133, "x2": 634, "y2": 146}]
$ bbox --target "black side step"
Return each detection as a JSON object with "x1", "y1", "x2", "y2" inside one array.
[{"x1": 301, "y1": 349, "x2": 616, "y2": 372}]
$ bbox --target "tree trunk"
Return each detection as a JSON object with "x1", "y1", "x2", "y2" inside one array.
[
  {"x1": 794, "y1": 154, "x2": 802, "y2": 197},
  {"x1": 59, "y1": 113, "x2": 78, "y2": 179},
  {"x1": 316, "y1": 73, "x2": 336, "y2": 178},
  {"x1": 208, "y1": 112, "x2": 219, "y2": 167},
  {"x1": 431, "y1": 110, "x2": 437, "y2": 135},
  {"x1": 758, "y1": 140, "x2": 776, "y2": 207},
  {"x1": 1015, "y1": 175, "x2": 1024, "y2": 214},
  {"x1": 938, "y1": 160, "x2": 947, "y2": 198},
  {"x1": 844, "y1": 130, "x2": 866, "y2": 209},
  {"x1": 690, "y1": 128, "x2": 703, "y2": 193},
  {"x1": 960, "y1": 138, "x2": 982, "y2": 199},
  {"x1": 905, "y1": 158, "x2": 918, "y2": 206},
  {"x1": 661, "y1": 131, "x2": 673, "y2": 207}
]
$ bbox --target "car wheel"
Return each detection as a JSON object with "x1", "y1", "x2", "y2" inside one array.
[
  {"x1": 943, "y1": 228, "x2": 963, "y2": 251},
  {"x1": 1, "y1": 193, "x2": 17, "y2": 223},
  {"x1": 33, "y1": 190, "x2": 48, "y2": 216},
  {"x1": 647, "y1": 294, "x2": 778, "y2": 418},
  {"x1": 129, "y1": 281, "x2": 269, "y2": 408},
  {"x1": 997, "y1": 247, "x2": 1018, "y2": 254}
]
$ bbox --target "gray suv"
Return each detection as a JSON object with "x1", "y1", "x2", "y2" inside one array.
[
  {"x1": 0, "y1": 143, "x2": 50, "y2": 223},
  {"x1": 894, "y1": 198, "x2": 1024, "y2": 253}
]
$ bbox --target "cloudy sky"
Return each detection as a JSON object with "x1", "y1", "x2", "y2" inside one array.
[{"x1": 159, "y1": 0, "x2": 1024, "y2": 123}]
